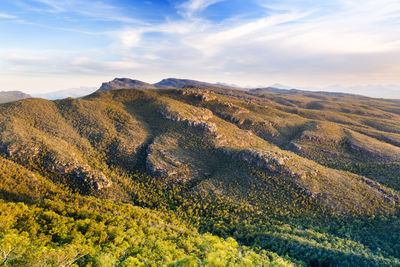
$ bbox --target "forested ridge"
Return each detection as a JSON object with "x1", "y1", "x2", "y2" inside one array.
[{"x1": 1, "y1": 84, "x2": 400, "y2": 266}]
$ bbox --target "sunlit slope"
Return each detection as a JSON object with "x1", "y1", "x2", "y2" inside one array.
[
  {"x1": 166, "y1": 86, "x2": 400, "y2": 191},
  {"x1": 0, "y1": 89, "x2": 398, "y2": 216},
  {"x1": 0, "y1": 96, "x2": 149, "y2": 193}
]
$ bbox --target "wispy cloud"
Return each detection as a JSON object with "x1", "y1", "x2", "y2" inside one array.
[
  {"x1": 31, "y1": 0, "x2": 145, "y2": 24},
  {"x1": 178, "y1": 0, "x2": 224, "y2": 18},
  {"x1": 0, "y1": 13, "x2": 17, "y2": 19}
]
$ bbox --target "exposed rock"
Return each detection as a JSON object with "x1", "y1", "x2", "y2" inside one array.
[
  {"x1": 158, "y1": 106, "x2": 217, "y2": 133},
  {"x1": 361, "y1": 177, "x2": 399, "y2": 204},
  {"x1": 223, "y1": 149, "x2": 290, "y2": 173},
  {"x1": 0, "y1": 141, "x2": 112, "y2": 190},
  {"x1": 176, "y1": 88, "x2": 217, "y2": 102},
  {"x1": 145, "y1": 141, "x2": 198, "y2": 182},
  {"x1": 47, "y1": 160, "x2": 112, "y2": 190},
  {"x1": 3, "y1": 143, "x2": 41, "y2": 158},
  {"x1": 348, "y1": 142, "x2": 376, "y2": 156}
]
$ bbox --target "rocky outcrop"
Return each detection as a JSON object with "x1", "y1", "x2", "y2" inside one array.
[
  {"x1": 145, "y1": 137, "x2": 202, "y2": 182},
  {"x1": 47, "y1": 160, "x2": 112, "y2": 190},
  {"x1": 361, "y1": 177, "x2": 399, "y2": 204},
  {"x1": 158, "y1": 106, "x2": 217, "y2": 133},
  {"x1": 348, "y1": 141, "x2": 377, "y2": 156},
  {"x1": 222, "y1": 149, "x2": 292, "y2": 173},
  {"x1": 1, "y1": 142, "x2": 112, "y2": 190},
  {"x1": 146, "y1": 147, "x2": 185, "y2": 178},
  {"x1": 2, "y1": 143, "x2": 41, "y2": 158},
  {"x1": 175, "y1": 88, "x2": 217, "y2": 102}
]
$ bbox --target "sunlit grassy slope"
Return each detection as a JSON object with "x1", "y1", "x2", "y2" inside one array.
[{"x1": 0, "y1": 85, "x2": 400, "y2": 266}]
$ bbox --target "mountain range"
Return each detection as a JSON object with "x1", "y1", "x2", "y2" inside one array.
[
  {"x1": 33, "y1": 87, "x2": 97, "y2": 100},
  {"x1": 98, "y1": 77, "x2": 237, "y2": 91},
  {"x1": 0, "y1": 78, "x2": 399, "y2": 266},
  {"x1": 0, "y1": 91, "x2": 31, "y2": 103}
]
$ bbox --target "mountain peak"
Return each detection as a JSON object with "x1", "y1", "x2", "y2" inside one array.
[{"x1": 98, "y1": 78, "x2": 155, "y2": 90}]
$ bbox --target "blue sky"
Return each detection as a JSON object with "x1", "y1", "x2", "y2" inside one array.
[{"x1": 0, "y1": 0, "x2": 400, "y2": 97}]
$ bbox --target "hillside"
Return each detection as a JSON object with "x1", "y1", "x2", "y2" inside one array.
[
  {"x1": 0, "y1": 85, "x2": 400, "y2": 265},
  {"x1": 0, "y1": 91, "x2": 30, "y2": 103}
]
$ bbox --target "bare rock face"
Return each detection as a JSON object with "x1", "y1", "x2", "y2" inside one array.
[
  {"x1": 47, "y1": 160, "x2": 112, "y2": 190},
  {"x1": 2, "y1": 143, "x2": 41, "y2": 158},
  {"x1": 145, "y1": 146, "x2": 185, "y2": 178},
  {"x1": 176, "y1": 88, "x2": 217, "y2": 102},
  {"x1": 158, "y1": 106, "x2": 217, "y2": 133},
  {"x1": 145, "y1": 136, "x2": 202, "y2": 182},
  {"x1": 225, "y1": 149, "x2": 290, "y2": 173}
]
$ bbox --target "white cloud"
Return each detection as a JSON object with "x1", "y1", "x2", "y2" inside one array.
[
  {"x1": 182, "y1": 11, "x2": 312, "y2": 56},
  {"x1": 114, "y1": 29, "x2": 144, "y2": 49},
  {"x1": 178, "y1": 0, "x2": 224, "y2": 18}
]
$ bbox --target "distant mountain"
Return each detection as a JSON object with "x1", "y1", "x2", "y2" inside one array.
[
  {"x1": 251, "y1": 84, "x2": 400, "y2": 100},
  {"x1": 251, "y1": 86, "x2": 367, "y2": 98},
  {"x1": 98, "y1": 78, "x2": 155, "y2": 90},
  {"x1": 154, "y1": 78, "x2": 228, "y2": 88},
  {"x1": 322, "y1": 84, "x2": 400, "y2": 99},
  {"x1": 250, "y1": 87, "x2": 302, "y2": 94},
  {"x1": 0, "y1": 91, "x2": 31, "y2": 103},
  {"x1": 98, "y1": 77, "x2": 236, "y2": 91},
  {"x1": 34, "y1": 87, "x2": 97, "y2": 100}
]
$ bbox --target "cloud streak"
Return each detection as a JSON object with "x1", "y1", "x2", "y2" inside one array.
[
  {"x1": 0, "y1": 13, "x2": 17, "y2": 19},
  {"x1": 31, "y1": 0, "x2": 146, "y2": 24}
]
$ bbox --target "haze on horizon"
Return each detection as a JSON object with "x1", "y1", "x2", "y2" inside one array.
[{"x1": 0, "y1": 0, "x2": 400, "y2": 98}]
